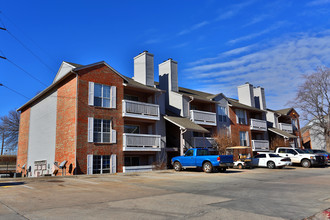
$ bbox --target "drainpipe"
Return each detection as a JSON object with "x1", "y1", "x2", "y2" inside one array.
[
  {"x1": 188, "y1": 96, "x2": 194, "y2": 119},
  {"x1": 180, "y1": 128, "x2": 187, "y2": 156},
  {"x1": 73, "y1": 71, "x2": 78, "y2": 176}
]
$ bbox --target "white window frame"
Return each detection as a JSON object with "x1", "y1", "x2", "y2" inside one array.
[
  {"x1": 89, "y1": 82, "x2": 116, "y2": 108},
  {"x1": 218, "y1": 105, "x2": 227, "y2": 123},
  {"x1": 239, "y1": 131, "x2": 249, "y2": 146},
  {"x1": 236, "y1": 109, "x2": 247, "y2": 125},
  {"x1": 88, "y1": 117, "x2": 116, "y2": 143}
]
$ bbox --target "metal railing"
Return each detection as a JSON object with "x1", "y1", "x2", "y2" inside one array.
[
  {"x1": 279, "y1": 123, "x2": 293, "y2": 133},
  {"x1": 123, "y1": 133, "x2": 161, "y2": 151},
  {"x1": 122, "y1": 100, "x2": 160, "y2": 120},
  {"x1": 251, "y1": 140, "x2": 269, "y2": 151},
  {"x1": 192, "y1": 137, "x2": 217, "y2": 149},
  {"x1": 190, "y1": 110, "x2": 217, "y2": 126},
  {"x1": 250, "y1": 118, "x2": 267, "y2": 131}
]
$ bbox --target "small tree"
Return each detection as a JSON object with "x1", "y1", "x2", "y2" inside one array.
[
  {"x1": 0, "y1": 110, "x2": 20, "y2": 154},
  {"x1": 213, "y1": 128, "x2": 238, "y2": 155},
  {"x1": 292, "y1": 67, "x2": 330, "y2": 152}
]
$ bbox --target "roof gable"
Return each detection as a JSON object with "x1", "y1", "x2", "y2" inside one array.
[{"x1": 53, "y1": 61, "x2": 81, "y2": 84}]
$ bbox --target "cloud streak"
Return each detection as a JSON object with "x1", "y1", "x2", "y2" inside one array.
[
  {"x1": 184, "y1": 31, "x2": 330, "y2": 109},
  {"x1": 178, "y1": 21, "x2": 209, "y2": 36}
]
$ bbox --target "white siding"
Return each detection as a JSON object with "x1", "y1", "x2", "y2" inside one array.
[
  {"x1": 53, "y1": 62, "x2": 75, "y2": 84},
  {"x1": 27, "y1": 90, "x2": 57, "y2": 177}
]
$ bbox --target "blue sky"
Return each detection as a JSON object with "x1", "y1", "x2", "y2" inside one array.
[{"x1": 1, "y1": 0, "x2": 330, "y2": 118}]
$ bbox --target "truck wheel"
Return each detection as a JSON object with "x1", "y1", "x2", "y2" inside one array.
[
  {"x1": 238, "y1": 164, "x2": 243, "y2": 169},
  {"x1": 219, "y1": 168, "x2": 227, "y2": 173},
  {"x1": 267, "y1": 161, "x2": 275, "y2": 169},
  {"x1": 173, "y1": 162, "x2": 182, "y2": 171},
  {"x1": 301, "y1": 159, "x2": 311, "y2": 168},
  {"x1": 203, "y1": 162, "x2": 213, "y2": 173}
]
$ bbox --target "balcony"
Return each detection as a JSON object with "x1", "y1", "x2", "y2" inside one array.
[
  {"x1": 123, "y1": 133, "x2": 161, "y2": 151},
  {"x1": 251, "y1": 140, "x2": 269, "y2": 151},
  {"x1": 279, "y1": 123, "x2": 293, "y2": 133},
  {"x1": 192, "y1": 137, "x2": 217, "y2": 149},
  {"x1": 190, "y1": 110, "x2": 217, "y2": 126},
  {"x1": 250, "y1": 118, "x2": 267, "y2": 131},
  {"x1": 122, "y1": 100, "x2": 160, "y2": 120}
]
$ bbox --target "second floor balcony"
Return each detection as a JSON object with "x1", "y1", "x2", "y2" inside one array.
[
  {"x1": 190, "y1": 110, "x2": 217, "y2": 126},
  {"x1": 250, "y1": 118, "x2": 267, "y2": 131},
  {"x1": 279, "y1": 123, "x2": 293, "y2": 133},
  {"x1": 251, "y1": 140, "x2": 269, "y2": 151},
  {"x1": 192, "y1": 137, "x2": 217, "y2": 149},
  {"x1": 122, "y1": 100, "x2": 160, "y2": 120},
  {"x1": 123, "y1": 133, "x2": 161, "y2": 151}
]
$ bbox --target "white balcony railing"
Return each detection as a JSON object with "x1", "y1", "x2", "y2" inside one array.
[
  {"x1": 122, "y1": 100, "x2": 160, "y2": 120},
  {"x1": 123, "y1": 133, "x2": 161, "y2": 151},
  {"x1": 251, "y1": 140, "x2": 269, "y2": 151},
  {"x1": 190, "y1": 110, "x2": 217, "y2": 126},
  {"x1": 279, "y1": 123, "x2": 293, "y2": 133},
  {"x1": 122, "y1": 165, "x2": 154, "y2": 173},
  {"x1": 192, "y1": 137, "x2": 217, "y2": 149},
  {"x1": 250, "y1": 118, "x2": 267, "y2": 131}
]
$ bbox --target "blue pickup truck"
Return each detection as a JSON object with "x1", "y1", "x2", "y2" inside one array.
[{"x1": 171, "y1": 148, "x2": 234, "y2": 173}]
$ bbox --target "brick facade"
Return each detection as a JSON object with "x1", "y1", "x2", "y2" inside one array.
[
  {"x1": 16, "y1": 108, "x2": 30, "y2": 174},
  {"x1": 55, "y1": 74, "x2": 77, "y2": 176},
  {"x1": 76, "y1": 64, "x2": 125, "y2": 174}
]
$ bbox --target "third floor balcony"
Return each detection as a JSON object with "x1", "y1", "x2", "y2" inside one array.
[
  {"x1": 122, "y1": 100, "x2": 160, "y2": 121},
  {"x1": 190, "y1": 110, "x2": 217, "y2": 126},
  {"x1": 250, "y1": 118, "x2": 267, "y2": 131}
]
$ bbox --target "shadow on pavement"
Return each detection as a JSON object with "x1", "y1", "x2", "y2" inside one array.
[{"x1": 0, "y1": 181, "x2": 25, "y2": 187}]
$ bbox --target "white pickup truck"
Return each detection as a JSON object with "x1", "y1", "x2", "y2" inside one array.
[{"x1": 275, "y1": 147, "x2": 328, "y2": 168}]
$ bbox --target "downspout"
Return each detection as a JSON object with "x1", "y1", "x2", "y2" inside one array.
[
  {"x1": 73, "y1": 71, "x2": 78, "y2": 176},
  {"x1": 188, "y1": 96, "x2": 194, "y2": 119},
  {"x1": 180, "y1": 128, "x2": 187, "y2": 156}
]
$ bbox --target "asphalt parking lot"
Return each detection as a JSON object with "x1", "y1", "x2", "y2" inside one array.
[{"x1": 1, "y1": 166, "x2": 330, "y2": 220}]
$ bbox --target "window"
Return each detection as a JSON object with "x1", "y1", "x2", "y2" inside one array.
[
  {"x1": 269, "y1": 154, "x2": 281, "y2": 158},
  {"x1": 125, "y1": 157, "x2": 140, "y2": 166},
  {"x1": 239, "y1": 131, "x2": 249, "y2": 146},
  {"x1": 88, "y1": 118, "x2": 116, "y2": 143},
  {"x1": 278, "y1": 149, "x2": 286, "y2": 153},
  {"x1": 236, "y1": 109, "x2": 247, "y2": 124},
  {"x1": 89, "y1": 155, "x2": 111, "y2": 174},
  {"x1": 124, "y1": 125, "x2": 140, "y2": 134},
  {"x1": 197, "y1": 149, "x2": 208, "y2": 156},
  {"x1": 185, "y1": 149, "x2": 194, "y2": 156},
  {"x1": 94, "y1": 119, "x2": 111, "y2": 143},
  {"x1": 254, "y1": 154, "x2": 266, "y2": 158},
  {"x1": 218, "y1": 106, "x2": 227, "y2": 123},
  {"x1": 89, "y1": 82, "x2": 116, "y2": 108}
]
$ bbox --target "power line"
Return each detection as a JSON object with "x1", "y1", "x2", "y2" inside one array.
[
  {"x1": 0, "y1": 11, "x2": 56, "y2": 62},
  {"x1": 0, "y1": 51, "x2": 47, "y2": 86},
  {"x1": 0, "y1": 13, "x2": 56, "y2": 73},
  {"x1": 0, "y1": 83, "x2": 30, "y2": 99}
]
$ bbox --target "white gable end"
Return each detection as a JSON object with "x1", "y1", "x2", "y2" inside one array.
[{"x1": 53, "y1": 62, "x2": 75, "y2": 84}]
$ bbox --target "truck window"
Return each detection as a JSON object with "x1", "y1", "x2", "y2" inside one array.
[
  {"x1": 197, "y1": 149, "x2": 208, "y2": 156},
  {"x1": 278, "y1": 149, "x2": 286, "y2": 153},
  {"x1": 185, "y1": 149, "x2": 194, "y2": 156},
  {"x1": 254, "y1": 154, "x2": 266, "y2": 158},
  {"x1": 287, "y1": 149, "x2": 297, "y2": 155}
]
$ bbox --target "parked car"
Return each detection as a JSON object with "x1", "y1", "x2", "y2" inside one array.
[
  {"x1": 171, "y1": 148, "x2": 234, "y2": 173},
  {"x1": 308, "y1": 149, "x2": 329, "y2": 162},
  {"x1": 275, "y1": 147, "x2": 328, "y2": 168},
  {"x1": 251, "y1": 152, "x2": 291, "y2": 169}
]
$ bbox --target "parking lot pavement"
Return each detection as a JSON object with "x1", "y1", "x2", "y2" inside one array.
[{"x1": 0, "y1": 166, "x2": 330, "y2": 219}]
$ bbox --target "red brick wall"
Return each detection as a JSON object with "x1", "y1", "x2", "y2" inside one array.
[
  {"x1": 16, "y1": 108, "x2": 30, "y2": 173},
  {"x1": 76, "y1": 64, "x2": 124, "y2": 174},
  {"x1": 302, "y1": 129, "x2": 311, "y2": 148},
  {"x1": 55, "y1": 74, "x2": 77, "y2": 176},
  {"x1": 229, "y1": 107, "x2": 252, "y2": 155}
]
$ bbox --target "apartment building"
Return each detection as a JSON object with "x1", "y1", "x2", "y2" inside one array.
[{"x1": 16, "y1": 51, "x2": 166, "y2": 176}]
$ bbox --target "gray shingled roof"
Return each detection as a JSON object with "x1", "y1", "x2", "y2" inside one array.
[
  {"x1": 275, "y1": 108, "x2": 293, "y2": 115},
  {"x1": 227, "y1": 98, "x2": 264, "y2": 112},
  {"x1": 268, "y1": 128, "x2": 297, "y2": 138},
  {"x1": 164, "y1": 116, "x2": 209, "y2": 133}
]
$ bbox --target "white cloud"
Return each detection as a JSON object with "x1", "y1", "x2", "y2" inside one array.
[
  {"x1": 183, "y1": 31, "x2": 330, "y2": 109},
  {"x1": 178, "y1": 21, "x2": 209, "y2": 36},
  {"x1": 307, "y1": 0, "x2": 330, "y2": 6},
  {"x1": 216, "y1": 0, "x2": 256, "y2": 21}
]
